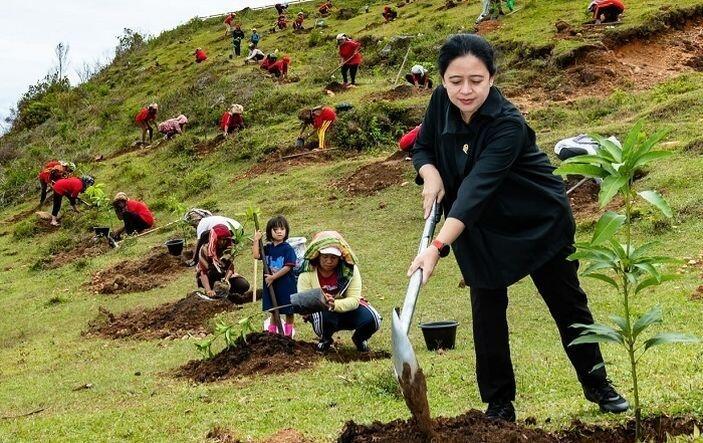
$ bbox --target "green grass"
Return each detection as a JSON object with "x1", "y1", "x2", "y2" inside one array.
[{"x1": 2, "y1": 0, "x2": 703, "y2": 441}]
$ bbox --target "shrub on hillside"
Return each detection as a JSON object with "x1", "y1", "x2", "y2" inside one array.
[{"x1": 330, "y1": 101, "x2": 414, "y2": 151}]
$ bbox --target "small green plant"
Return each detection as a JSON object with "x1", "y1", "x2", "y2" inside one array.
[
  {"x1": 554, "y1": 121, "x2": 699, "y2": 441},
  {"x1": 195, "y1": 317, "x2": 253, "y2": 359},
  {"x1": 83, "y1": 183, "x2": 111, "y2": 209}
]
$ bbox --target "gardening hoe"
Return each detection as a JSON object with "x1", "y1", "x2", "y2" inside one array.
[
  {"x1": 392, "y1": 44, "x2": 413, "y2": 87},
  {"x1": 253, "y1": 213, "x2": 285, "y2": 335},
  {"x1": 391, "y1": 200, "x2": 441, "y2": 436}
]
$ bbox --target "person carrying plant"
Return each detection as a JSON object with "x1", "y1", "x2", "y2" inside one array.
[
  {"x1": 196, "y1": 224, "x2": 250, "y2": 302},
  {"x1": 588, "y1": 0, "x2": 625, "y2": 24},
  {"x1": 231, "y1": 24, "x2": 245, "y2": 57},
  {"x1": 135, "y1": 103, "x2": 158, "y2": 144},
  {"x1": 297, "y1": 106, "x2": 337, "y2": 150},
  {"x1": 407, "y1": 33, "x2": 628, "y2": 422},
  {"x1": 38, "y1": 160, "x2": 75, "y2": 205},
  {"x1": 244, "y1": 44, "x2": 265, "y2": 64},
  {"x1": 405, "y1": 64, "x2": 434, "y2": 89},
  {"x1": 111, "y1": 192, "x2": 154, "y2": 239},
  {"x1": 336, "y1": 34, "x2": 362, "y2": 88},
  {"x1": 293, "y1": 12, "x2": 305, "y2": 30},
  {"x1": 157, "y1": 114, "x2": 188, "y2": 139},
  {"x1": 223, "y1": 12, "x2": 236, "y2": 35},
  {"x1": 267, "y1": 55, "x2": 291, "y2": 81},
  {"x1": 220, "y1": 104, "x2": 245, "y2": 136},
  {"x1": 250, "y1": 28, "x2": 261, "y2": 48},
  {"x1": 50, "y1": 175, "x2": 94, "y2": 226},
  {"x1": 252, "y1": 215, "x2": 297, "y2": 337},
  {"x1": 382, "y1": 5, "x2": 398, "y2": 22},
  {"x1": 296, "y1": 231, "x2": 382, "y2": 353},
  {"x1": 183, "y1": 208, "x2": 243, "y2": 267},
  {"x1": 194, "y1": 47, "x2": 208, "y2": 63}
]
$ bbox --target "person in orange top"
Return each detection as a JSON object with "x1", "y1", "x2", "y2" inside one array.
[
  {"x1": 194, "y1": 48, "x2": 208, "y2": 63},
  {"x1": 267, "y1": 55, "x2": 291, "y2": 81},
  {"x1": 50, "y1": 175, "x2": 94, "y2": 226},
  {"x1": 297, "y1": 106, "x2": 337, "y2": 150},
  {"x1": 38, "y1": 160, "x2": 74, "y2": 205},
  {"x1": 223, "y1": 12, "x2": 236, "y2": 35},
  {"x1": 336, "y1": 34, "x2": 362, "y2": 88},
  {"x1": 293, "y1": 12, "x2": 305, "y2": 30},
  {"x1": 220, "y1": 104, "x2": 245, "y2": 135},
  {"x1": 135, "y1": 103, "x2": 158, "y2": 144},
  {"x1": 112, "y1": 192, "x2": 154, "y2": 238}
]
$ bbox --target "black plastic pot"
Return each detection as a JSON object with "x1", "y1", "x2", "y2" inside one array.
[
  {"x1": 93, "y1": 226, "x2": 110, "y2": 237},
  {"x1": 419, "y1": 320, "x2": 459, "y2": 351},
  {"x1": 165, "y1": 239, "x2": 185, "y2": 256},
  {"x1": 290, "y1": 288, "x2": 327, "y2": 314}
]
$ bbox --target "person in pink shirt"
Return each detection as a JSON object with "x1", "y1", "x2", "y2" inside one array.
[{"x1": 157, "y1": 115, "x2": 188, "y2": 139}]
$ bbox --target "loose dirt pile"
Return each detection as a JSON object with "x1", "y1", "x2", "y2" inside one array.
[
  {"x1": 475, "y1": 19, "x2": 502, "y2": 35},
  {"x1": 178, "y1": 332, "x2": 390, "y2": 382},
  {"x1": 86, "y1": 294, "x2": 242, "y2": 340},
  {"x1": 46, "y1": 237, "x2": 112, "y2": 269},
  {"x1": 195, "y1": 134, "x2": 226, "y2": 157},
  {"x1": 334, "y1": 156, "x2": 410, "y2": 197},
  {"x1": 239, "y1": 146, "x2": 339, "y2": 179},
  {"x1": 88, "y1": 248, "x2": 188, "y2": 295},
  {"x1": 369, "y1": 84, "x2": 428, "y2": 102},
  {"x1": 339, "y1": 411, "x2": 703, "y2": 443}
]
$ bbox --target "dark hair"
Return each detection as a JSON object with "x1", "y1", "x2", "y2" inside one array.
[
  {"x1": 266, "y1": 215, "x2": 290, "y2": 241},
  {"x1": 437, "y1": 34, "x2": 496, "y2": 78}
]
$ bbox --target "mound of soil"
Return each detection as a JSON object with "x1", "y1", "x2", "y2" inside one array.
[
  {"x1": 88, "y1": 248, "x2": 189, "y2": 295},
  {"x1": 46, "y1": 237, "x2": 112, "y2": 269},
  {"x1": 178, "y1": 333, "x2": 390, "y2": 382},
  {"x1": 195, "y1": 134, "x2": 226, "y2": 157},
  {"x1": 371, "y1": 84, "x2": 419, "y2": 101},
  {"x1": 86, "y1": 294, "x2": 243, "y2": 340},
  {"x1": 239, "y1": 146, "x2": 339, "y2": 179},
  {"x1": 325, "y1": 81, "x2": 347, "y2": 93},
  {"x1": 475, "y1": 19, "x2": 502, "y2": 35},
  {"x1": 334, "y1": 157, "x2": 409, "y2": 197},
  {"x1": 339, "y1": 410, "x2": 703, "y2": 443}
]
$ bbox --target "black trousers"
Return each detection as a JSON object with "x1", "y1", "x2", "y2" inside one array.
[
  {"x1": 469, "y1": 246, "x2": 607, "y2": 403},
  {"x1": 341, "y1": 64, "x2": 358, "y2": 85},
  {"x1": 52, "y1": 193, "x2": 75, "y2": 216},
  {"x1": 123, "y1": 211, "x2": 151, "y2": 235},
  {"x1": 232, "y1": 38, "x2": 241, "y2": 56},
  {"x1": 309, "y1": 302, "x2": 382, "y2": 342}
]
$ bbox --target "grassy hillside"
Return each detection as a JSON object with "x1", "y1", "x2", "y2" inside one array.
[{"x1": 2, "y1": 0, "x2": 703, "y2": 441}]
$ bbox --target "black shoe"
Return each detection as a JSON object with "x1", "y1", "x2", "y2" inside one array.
[
  {"x1": 316, "y1": 338, "x2": 333, "y2": 353},
  {"x1": 485, "y1": 401, "x2": 516, "y2": 422},
  {"x1": 352, "y1": 336, "x2": 369, "y2": 353},
  {"x1": 583, "y1": 380, "x2": 629, "y2": 413}
]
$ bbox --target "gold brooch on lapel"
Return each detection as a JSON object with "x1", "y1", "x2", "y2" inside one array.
[{"x1": 462, "y1": 143, "x2": 470, "y2": 155}]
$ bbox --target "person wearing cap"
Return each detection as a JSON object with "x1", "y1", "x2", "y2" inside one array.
[
  {"x1": 135, "y1": 103, "x2": 158, "y2": 144},
  {"x1": 50, "y1": 175, "x2": 94, "y2": 226},
  {"x1": 293, "y1": 12, "x2": 305, "y2": 30},
  {"x1": 382, "y1": 5, "x2": 398, "y2": 22},
  {"x1": 112, "y1": 192, "x2": 154, "y2": 239},
  {"x1": 336, "y1": 34, "x2": 362, "y2": 88},
  {"x1": 38, "y1": 160, "x2": 74, "y2": 205},
  {"x1": 183, "y1": 209, "x2": 243, "y2": 267},
  {"x1": 220, "y1": 104, "x2": 245, "y2": 136},
  {"x1": 250, "y1": 29, "x2": 261, "y2": 48},
  {"x1": 260, "y1": 53, "x2": 278, "y2": 71},
  {"x1": 223, "y1": 12, "x2": 237, "y2": 35},
  {"x1": 297, "y1": 106, "x2": 337, "y2": 150},
  {"x1": 588, "y1": 0, "x2": 625, "y2": 24},
  {"x1": 231, "y1": 24, "x2": 246, "y2": 57},
  {"x1": 296, "y1": 231, "x2": 382, "y2": 353},
  {"x1": 194, "y1": 48, "x2": 208, "y2": 63},
  {"x1": 157, "y1": 114, "x2": 188, "y2": 139},
  {"x1": 244, "y1": 44, "x2": 266, "y2": 64},
  {"x1": 196, "y1": 224, "x2": 250, "y2": 302},
  {"x1": 267, "y1": 55, "x2": 291, "y2": 81},
  {"x1": 405, "y1": 64, "x2": 433, "y2": 89}
]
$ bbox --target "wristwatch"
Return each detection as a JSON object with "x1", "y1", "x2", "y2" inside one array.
[{"x1": 431, "y1": 239, "x2": 450, "y2": 258}]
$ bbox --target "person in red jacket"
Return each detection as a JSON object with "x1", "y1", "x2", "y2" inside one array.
[
  {"x1": 318, "y1": 1, "x2": 332, "y2": 15},
  {"x1": 588, "y1": 0, "x2": 624, "y2": 23},
  {"x1": 220, "y1": 104, "x2": 245, "y2": 135},
  {"x1": 382, "y1": 6, "x2": 398, "y2": 22},
  {"x1": 223, "y1": 12, "x2": 236, "y2": 35},
  {"x1": 50, "y1": 175, "x2": 94, "y2": 226},
  {"x1": 135, "y1": 103, "x2": 158, "y2": 144},
  {"x1": 336, "y1": 34, "x2": 362, "y2": 88},
  {"x1": 194, "y1": 48, "x2": 208, "y2": 63},
  {"x1": 293, "y1": 12, "x2": 305, "y2": 31},
  {"x1": 398, "y1": 124, "x2": 422, "y2": 157},
  {"x1": 260, "y1": 53, "x2": 277, "y2": 71},
  {"x1": 112, "y1": 192, "x2": 154, "y2": 238},
  {"x1": 267, "y1": 55, "x2": 291, "y2": 81},
  {"x1": 297, "y1": 106, "x2": 337, "y2": 149},
  {"x1": 276, "y1": 14, "x2": 288, "y2": 30},
  {"x1": 38, "y1": 160, "x2": 74, "y2": 205}
]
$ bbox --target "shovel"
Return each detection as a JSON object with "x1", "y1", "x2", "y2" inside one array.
[{"x1": 391, "y1": 201, "x2": 441, "y2": 438}]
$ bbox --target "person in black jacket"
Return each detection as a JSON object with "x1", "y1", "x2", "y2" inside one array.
[
  {"x1": 407, "y1": 34, "x2": 629, "y2": 422},
  {"x1": 231, "y1": 24, "x2": 246, "y2": 57}
]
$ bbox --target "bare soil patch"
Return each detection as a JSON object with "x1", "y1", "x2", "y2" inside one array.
[
  {"x1": 238, "y1": 146, "x2": 340, "y2": 179},
  {"x1": 178, "y1": 332, "x2": 390, "y2": 382},
  {"x1": 88, "y1": 248, "x2": 189, "y2": 295},
  {"x1": 46, "y1": 237, "x2": 112, "y2": 269},
  {"x1": 195, "y1": 134, "x2": 226, "y2": 157},
  {"x1": 334, "y1": 155, "x2": 410, "y2": 197},
  {"x1": 339, "y1": 410, "x2": 703, "y2": 443},
  {"x1": 368, "y1": 84, "x2": 430, "y2": 102},
  {"x1": 475, "y1": 19, "x2": 502, "y2": 35}
]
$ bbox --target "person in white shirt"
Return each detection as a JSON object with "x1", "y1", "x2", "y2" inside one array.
[{"x1": 183, "y1": 209, "x2": 243, "y2": 266}]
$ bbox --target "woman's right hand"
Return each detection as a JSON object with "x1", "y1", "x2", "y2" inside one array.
[{"x1": 421, "y1": 171, "x2": 445, "y2": 219}]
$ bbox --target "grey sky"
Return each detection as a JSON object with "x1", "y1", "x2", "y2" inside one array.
[{"x1": 0, "y1": 0, "x2": 270, "y2": 128}]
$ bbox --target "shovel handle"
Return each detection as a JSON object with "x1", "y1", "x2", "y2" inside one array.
[{"x1": 399, "y1": 201, "x2": 441, "y2": 334}]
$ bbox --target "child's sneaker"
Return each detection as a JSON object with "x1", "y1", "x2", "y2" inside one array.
[
  {"x1": 267, "y1": 323, "x2": 279, "y2": 334},
  {"x1": 284, "y1": 323, "x2": 295, "y2": 337}
]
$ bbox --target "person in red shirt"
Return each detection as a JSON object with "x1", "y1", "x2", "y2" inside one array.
[
  {"x1": 382, "y1": 6, "x2": 398, "y2": 22},
  {"x1": 50, "y1": 175, "x2": 94, "y2": 226},
  {"x1": 588, "y1": 0, "x2": 625, "y2": 23},
  {"x1": 135, "y1": 103, "x2": 158, "y2": 144},
  {"x1": 293, "y1": 12, "x2": 305, "y2": 31},
  {"x1": 318, "y1": 1, "x2": 332, "y2": 15},
  {"x1": 220, "y1": 104, "x2": 245, "y2": 135},
  {"x1": 194, "y1": 48, "x2": 208, "y2": 63},
  {"x1": 260, "y1": 53, "x2": 277, "y2": 71},
  {"x1": 297, "y1": 106, "x2": 337, "y2": 149},
  {"x1": 223, "y1": 12, "x2": 236, "y2": 35},
  {"x1": 398, "y1": 124, "x2": 422, "y2": 157},
  {"x1": 336, "y1": 34, "x2": 362, "y2": 88},
  {"x1": 275, "y1": 14, "x2": 288, "y2": 30},
  {"x1": 112, "y1": 192, "x2": 154, "y2": 238},
  {"x1": 38, "y1": 160, "x2": 74, "y2": 205},
  {"x1": 267, "y1": 55, "x2": 291, "y2": 81}
]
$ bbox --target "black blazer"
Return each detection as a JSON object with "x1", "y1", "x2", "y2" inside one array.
[{"x1": 413, "y1": 86, "x2": 575, "y2": 289}]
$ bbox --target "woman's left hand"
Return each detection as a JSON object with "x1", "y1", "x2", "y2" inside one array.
[
  {"x1": 323, "y1": 292, "x2": 335, "y2": 310},
  {"x1": 407, "y1": 247, "x2": 440, "y2": 285}
]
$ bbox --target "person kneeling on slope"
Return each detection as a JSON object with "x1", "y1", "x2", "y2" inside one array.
[
  {"x1": 405, "y1": 64, "x2": 433, "y2": 89},
  {"x1": 157, "y1": 114, "x2": 188, "y2": 139},
  {"x1": 196, "y1": 224, "x2": 250, "y2": 302},
  {"x1": 220, "y1": 104, "x2": 245, "y2": 136},
  {"x1": 194, "y1": 47, "x2": 208, "y2": 63},
  {"x1": 267, "y1": 55, "x2": 291, "y2": 81},
  {"x1": 244, "y1": 44, "x2": 265, "y2": 64},
  {"x1": 588, "y1": 0, "x2": 624, "y2": 24},
  {"x1": 50, "y1": 175, "x2": 94, "y2": 226},
  {"x1": 183, "y1": 208, "x2": 243, "y2": 267},
  {"x1": 297, "y1": 106, "x2": 337, "y2": 150},
  {"x1": 112, "y1": 192, "x2": 154, "y2": 239},
  {"x1": 382, "y1": 6, "x2": 398, "y2": 22}
]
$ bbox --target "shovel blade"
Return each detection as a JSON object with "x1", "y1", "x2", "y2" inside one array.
[{"x1": 391, "y1": 308, "x2": 418, "y2": 383}]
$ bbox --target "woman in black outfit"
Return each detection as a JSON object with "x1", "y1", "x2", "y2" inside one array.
[{"x1": 407, "y1": 34, "x2": 629, "y2": 422}]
